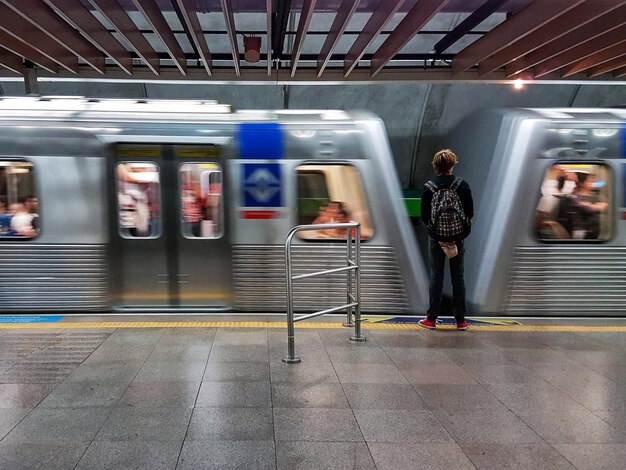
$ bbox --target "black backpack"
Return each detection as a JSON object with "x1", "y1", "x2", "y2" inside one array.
[{"x1": 424, "y1": 177, "x2": 471, "y2": 241}]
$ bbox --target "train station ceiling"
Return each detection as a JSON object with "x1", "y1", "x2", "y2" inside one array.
[{"x1": 0, "y1": 0, "x2": 625, "y2": 83}]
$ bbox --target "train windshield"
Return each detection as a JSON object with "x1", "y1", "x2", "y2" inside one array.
[
  {"x1": 0, "y1": 161, "x2": 38, "y2": 238},
  {"x1": 296, "y1": 164, "x2": 373, "y2": 240},
  {"x1": 534, "y1": 163, "x2": 612, "y2": 242}
]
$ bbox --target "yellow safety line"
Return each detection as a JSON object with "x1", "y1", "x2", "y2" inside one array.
[{"x1": 1, "y1": 321, "x2": 626, "y2": 332}]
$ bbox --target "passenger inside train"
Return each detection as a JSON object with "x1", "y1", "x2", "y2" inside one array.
[
  {"x1": 0, "y1": 162, "x2": 38, "y2": 238},
  {"x1": 296, "y1": 165, "x2": 372, "y2": 240},
  {"x1": 117, "y1": 163, "x2": 161, "y2": 238},
  {"x1": 535, "y1": 163, "x2": 610, "y2": 240},
  {"x1": 180, "y1": 163, "x2": 223, "y2": 239}
]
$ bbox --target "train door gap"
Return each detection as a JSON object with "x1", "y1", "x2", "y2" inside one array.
[
  {"x1": 161, "y1": 145, "x2": 181, "y2": 307},
  {"x1": 112, "y1": 143, "x2": 232, "y2": 311}
]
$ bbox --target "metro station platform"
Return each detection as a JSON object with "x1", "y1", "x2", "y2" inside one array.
[{"x1": 0, "y1": 315, "x2": 625, "y2": 469}]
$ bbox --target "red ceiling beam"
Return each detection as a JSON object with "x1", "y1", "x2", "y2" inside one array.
[
  {"x1": 290, "y1": 0, "x2": 317, "y2": 77},
  {"x1": 505, "y1": 5, "x2": 626, "y2": 78},
  {"x1": 173, "y1": 0, "x2": 212, "y2": 76},
  {"x1": 478, "y1": 0, "x2": 626, "y2": 76},
  {"x1": 0, "y1": 46, "x2": 23, "y2": 74},
  {"x1": 266, "y1": 0, "x2": 272, "y2": 76},
  {"x1": 130, "y1": 0, "x2": 186, "y2": 76},
  {"x1": 0, "y1": 4, "x2": 78, "y2": 74},
  {"x1": 344, "y1": 0, "x2": 404, "y2": 77},
  {"x1": 0, "y1": 30, "x2": 59, "y2": 74},
  {"x1": 89, "y1": 0, "x2": 160, "y2": 75},
  {"x1": 562, "y1": 41, "x2": 626, "y2": 77},
  {"x1": 452, "y1": 0, "x2": 585, "y2": 75},
  {"x1": 614, "y1": 66, "x2": 626, "y2": 77},
  {"x1": 587, "y1": 56, "x2": 626, "y2": 77},
  {"x1": 317, "y1": 0, "x2": 358, "y2": 77},
  {"x1": 533, "y1": 25, "x2": 626, "y2": 78},
  {"x1": 43, "y1": 0, "x2": 132, "y2": 74},
  {"x1": 370, "y1": 0, "x2": 448, "y2": 77},
  {"x1": 220, "y1": 0, "x2": 240, "y2": 77},
  {"x1": 1, "y1": 0, "x2": 105, "y2": 74}
]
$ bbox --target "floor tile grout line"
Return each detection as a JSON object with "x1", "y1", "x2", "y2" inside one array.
[
  {"x1": 0, "y1": 330, "x2": 114, "y2": 446},
  {"x1": 324, "y1": 331, "x2": 378, "y2": 468},
  {"x1": 72, "y1": 327, "x2": 165, "y2": 470},
  {"x1": 257, "y1": 327, "x2": 279, "y2": 470},
  {"x1": 400, "y1": 336, "x2": 556, "y2": 464},
  {"x1": 175, "y1": 332, "x2": 216, "y2": 470}
]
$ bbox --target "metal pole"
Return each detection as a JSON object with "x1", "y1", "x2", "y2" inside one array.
[
  {"x1": 351, "y1": 224, "x2": 366, "y2": 342},
  {"x1": 343, "y1": 225, "x2": 354, "y2": 327},
  {"x1": 283, "y1": 233, "x2": 301, "y2": 363}
]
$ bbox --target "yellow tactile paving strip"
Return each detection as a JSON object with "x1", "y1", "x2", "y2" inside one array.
[{"x1": 1, "y1": 321, "x2": 626, "y2": 332}]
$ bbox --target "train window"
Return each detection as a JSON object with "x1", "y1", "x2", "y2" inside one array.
[
  {"x1": 116, "y1": 162, "x2": 161, "y2": 238},
  {"x1": 0, "y1": 161, "x2": 39, "y2": 238},
  {"x1": 179, "y1": 163, "x2": 223, "y2": 239},
  {"x1": 534, "y1": 163, "x2": 612, "y2": 242},
  {"x1": 296, "y1": 164, "x2": 373, "y2": 240}
]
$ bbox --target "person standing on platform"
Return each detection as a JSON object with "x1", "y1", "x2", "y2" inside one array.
[{"x1": 419, "y1": 149, "x2": 473, "y2": 331}]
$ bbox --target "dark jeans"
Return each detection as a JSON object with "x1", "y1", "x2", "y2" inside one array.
[{"x1": 427, "y1": 238, "x2": 466, "y2": 323}]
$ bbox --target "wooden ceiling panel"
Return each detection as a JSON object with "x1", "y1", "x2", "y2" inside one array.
[
  {"x1": 452, "y1": 0, "x2": 585, "y2": 75},
  {"x1": 266, "y1": 0, "x2": 272, "y2": 76},
  {"x1": 0, "y1": 46, "x2": 24, "y2": 74},
  {"x1": 506, "y1": 5, "x2": 626, "y2": 78},
  {"x1": 588, "y1": 56, "x2": 626, "y2": 77},
  {"x1": 173, "y1": 0, "x2": 212, "y2": 76},
  {"x1": 370, "y1": 0, "x2": 448, "y2": 77},
  {"x1": 43, "y1": 0, "x2": 132, "y2": 74},
  {"x1": 0, "y1": 0, "x2": 623, "y2": 82},
  {"x1": 533, "y1": 24, "x2": 626, "y2": 78},
  {"x1": 317, "y1": 0, "x2": 358, "y2": 77},
  {"x1": 0, "y1": 4, "x2": 78, "y2": 74},
  {"x1": 343, "y1": 0, "x2": 404, "y2": 77},
  {"x1": 0, "y1": 0, "x2": 105, "y2": 74},
  {"x1": 562, "y1": 41, "x2": 626, "y2": 77},
  {"x1": 478, "y1": 0, "x2": 626, "y2": 77},
  {"x1": 130, "y1": 0, "x2": 186, "y2": 75},
  {"x1": 220, "y1": 0, "x2": 240, "y2": 77},
  {"x1": 0, "y1": 30, "x2": 59, "y2": 74},
  {"x1": 290, "y1": 0, "x2": 317, "y2": 77},
  {"x1": 89, "y1": 0, "x2": 160, "y2": 75},
  {"x1": 434, "y1": 0, "x2": 509, "y2": 54}
]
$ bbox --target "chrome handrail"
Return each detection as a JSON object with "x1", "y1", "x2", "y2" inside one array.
[{"x1": 283, "y1": 222, "x2": 365, "y2": 364}]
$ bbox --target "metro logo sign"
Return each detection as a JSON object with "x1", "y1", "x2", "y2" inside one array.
[{"x1": 242, "y1": 163, "x2": 282, "y2": 207}]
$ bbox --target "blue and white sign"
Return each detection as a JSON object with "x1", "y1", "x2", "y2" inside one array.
[{"x1": 243, "y1": 163, "x2": 282, "y2": 207}]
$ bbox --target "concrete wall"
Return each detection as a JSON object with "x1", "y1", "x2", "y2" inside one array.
[{"x1": 2, "y1": 80, "x2": 626, "y2": 188}]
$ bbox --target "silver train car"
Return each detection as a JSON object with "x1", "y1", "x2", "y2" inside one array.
[
  {"x1": 0, "y1": 96, "x2": 428, "y2": 314},
  {"x1": 451, "y1": 108, "x2": 626, "y2": 316}
]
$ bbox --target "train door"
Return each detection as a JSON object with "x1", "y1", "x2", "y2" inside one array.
[{"x1": 111, "y1": 143, "x2": 231, "y2": 310}]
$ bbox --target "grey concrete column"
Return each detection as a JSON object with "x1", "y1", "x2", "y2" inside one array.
[{"x1": 23, "y1": 61, "x2": 39, "y2": 96}]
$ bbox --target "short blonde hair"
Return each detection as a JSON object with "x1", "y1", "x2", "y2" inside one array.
[{"x1": 432, "y1": 149, "x2": 458, "y2": 175}]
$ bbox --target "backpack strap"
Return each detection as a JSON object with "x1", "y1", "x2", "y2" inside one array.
[
  {"x1": 424, "y1": 180, "x2": 438, "y2": 192},
  {"x1": 450, "y1": 177, "x2": 463, "y2": 191}
]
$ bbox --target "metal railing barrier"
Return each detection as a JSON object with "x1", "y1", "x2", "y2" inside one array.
[{"x1": 283, "y1": 222, "x2": 365, "y2": 364}]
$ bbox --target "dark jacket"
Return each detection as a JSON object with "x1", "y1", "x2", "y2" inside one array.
[{"x1": 421, "y1": 175, "x2": 474, "y2": 227}]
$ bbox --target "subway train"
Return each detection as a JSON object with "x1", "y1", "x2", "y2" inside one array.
[
  {"x1": 0, "y1": 96, "x2": 427, "y2": 314},
  {"x1": 452, "y1": 107, "x2": 626, "y2": 316},
  {"x1": 1, "y1": 99, "x2": 625, "y2": 317}
]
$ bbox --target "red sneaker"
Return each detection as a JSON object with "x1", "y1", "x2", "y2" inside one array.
[
  {"x1": 457, "y1": 321, "x2": 468, "y2": 331},
  {"x1": 418, "y1": 318, "x2": 437, "y2": 330}
]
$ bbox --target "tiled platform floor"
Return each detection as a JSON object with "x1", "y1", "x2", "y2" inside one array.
[{"x1": 0, "y1": 325, "x2": 625, "y2": 469}]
